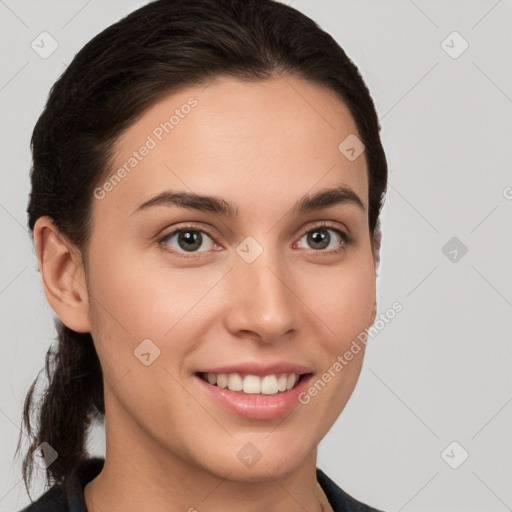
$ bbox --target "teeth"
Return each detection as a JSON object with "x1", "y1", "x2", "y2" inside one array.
[
  {"x1": 277, "y1": 374, "x2": 287, "y2": 392},
  {"x1": 261, "y1": 375, "x2": 278, "y2": 395},
  {"x1": 201, "y1": 372, "x2": 301, "y2": 395},
  {"x1": 228, "y1": 373, "x2": 243, "y2": 391},
  {"x1": 243, "y1": 375, "x2": 261, "y2": 394}
]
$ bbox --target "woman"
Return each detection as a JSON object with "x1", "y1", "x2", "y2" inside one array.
[{"x1": 17, "y1": 0, "x2": 387, "y2": 510}]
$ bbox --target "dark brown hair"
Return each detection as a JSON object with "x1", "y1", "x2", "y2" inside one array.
[{"x1": 16, "y1": 0, "x2": 388, "y2": 498}]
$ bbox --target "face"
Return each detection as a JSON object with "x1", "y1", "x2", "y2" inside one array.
[{"x1": 84, "y1": 75, "x2": 377, "y2": 481}]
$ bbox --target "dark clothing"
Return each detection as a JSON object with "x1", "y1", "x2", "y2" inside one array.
[{"x1": 19, "y1": 457, "x2": 383, "y2": 511}]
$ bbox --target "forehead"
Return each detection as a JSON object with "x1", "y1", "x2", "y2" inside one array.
[{"x1": 94, "y1": 75, "x2": 368, "y2": 223}]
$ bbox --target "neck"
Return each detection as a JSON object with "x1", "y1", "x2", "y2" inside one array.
[{"x1": 84, "y1": 409, "x2": 333, "y2": 512}]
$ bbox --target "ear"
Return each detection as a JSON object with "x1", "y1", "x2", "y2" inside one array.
[
  {"x1": 372, "y1": 228, "x2": 382, "y2": 277},
  {"x1": 369, "y1": 228, "x2": 382, "y2": 325},
  {"x1": 33, "y1": 216, "x2": 92, "y2": 333}
]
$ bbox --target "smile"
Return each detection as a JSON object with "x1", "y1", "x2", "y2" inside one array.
[
  {"x1": 198, "y1": 371, "x2": 302, "y2": 395},
  {"x1": 194, "y1": 371, "x2": 314, "y2": 420}
]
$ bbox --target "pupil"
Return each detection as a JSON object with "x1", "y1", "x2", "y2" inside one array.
[
  {"x1": 309, "y1": 229, "x2": 329, "y2": 249},
  {"x1": 179, "y1": 231, "x2": 201, "y2": 251}
]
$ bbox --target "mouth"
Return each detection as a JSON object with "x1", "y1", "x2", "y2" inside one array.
[
  {"x1": 195, "y1": 371, "x2": 309, "y2": 395},
  {"x1": 194, "y1": 370, "x2": 314, "y2": 420}
]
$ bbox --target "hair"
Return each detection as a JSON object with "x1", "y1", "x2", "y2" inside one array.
[{"x1": 16, "y1": 0, "x2": 388, "y2": 498}]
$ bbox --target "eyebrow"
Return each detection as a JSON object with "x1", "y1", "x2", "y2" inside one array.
[{"x1": 130, "y1": 185, "x2": 366, "y2": 218}]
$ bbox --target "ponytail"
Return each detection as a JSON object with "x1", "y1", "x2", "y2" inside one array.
[{"x1": 15, "y1": 320, "x2": 104, "y2": 497}]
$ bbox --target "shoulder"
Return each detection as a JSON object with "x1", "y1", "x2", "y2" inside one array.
[
  {"x1": 18, "y1": 484, "x2": 67, "y2": 512},
  {"x1": 17, "y1": 457, "x2": 105, "y2": 512},
  {"x1": 317, "y1": 468, "x2": 385, "y2": 512}
]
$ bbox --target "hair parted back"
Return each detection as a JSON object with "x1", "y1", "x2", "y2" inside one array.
[{"x1": 17, "y1": 0, "x2": 387, "y2": 498}]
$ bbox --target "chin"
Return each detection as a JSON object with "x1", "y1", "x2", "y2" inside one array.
[{"x1": 199, "y1": 439, "x2": 314, "y2": 483}]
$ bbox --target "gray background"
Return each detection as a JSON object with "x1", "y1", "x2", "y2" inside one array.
[{"x1": 1, "y1": 1, "x2": 511, "y2": 511}]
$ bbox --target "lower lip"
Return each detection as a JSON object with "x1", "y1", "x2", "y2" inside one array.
[{"x1": 194, "y1": 373, "x2": 313, "y2": 420}]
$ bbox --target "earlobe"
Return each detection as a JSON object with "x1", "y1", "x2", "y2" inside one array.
[
  {"x1": 369, "y1": 300, "x2": 377, "y2": 326},
  {"x1": 369, "y1": 229, "x2": 381, "y2": 326},
  {"x1": 33, "y1": 216, "x2": 91, "y2": 333},
  {"x1": 372, "y1": 228, "x2": 382, "y2": 276}
]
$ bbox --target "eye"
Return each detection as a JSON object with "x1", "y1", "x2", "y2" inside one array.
[
  {"x1": 158, "y1": 221, "x2": 351, "y2": 260},
  {"x1": 295, "y1": 222, "x2": 350, "y2": 254},
  {"x1": 158, "y1": 225, "x2": 220, "y2": 258}
]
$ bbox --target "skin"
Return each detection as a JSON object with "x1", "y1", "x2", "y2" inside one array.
[{"x1": 34, "y1": 75, "x2": 379, "y2": 512}]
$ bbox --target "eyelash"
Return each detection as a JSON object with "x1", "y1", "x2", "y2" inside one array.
[{"x1": 157, "y1": 221, "x2": 352, "y2": 260}]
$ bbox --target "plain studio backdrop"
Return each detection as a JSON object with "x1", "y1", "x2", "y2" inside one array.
[{"x1": 1, "y1": 1, "x2": 511, "y2": 511}]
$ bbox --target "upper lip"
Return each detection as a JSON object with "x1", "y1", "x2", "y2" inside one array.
[{"x1": 196, "y1": 361, "x2": 313, "y2": 377}]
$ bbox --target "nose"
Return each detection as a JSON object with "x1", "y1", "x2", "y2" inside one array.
[{"x1": 223, "y1": 243, "x2": 298, "y2": 343}]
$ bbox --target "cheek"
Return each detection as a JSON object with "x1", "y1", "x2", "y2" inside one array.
[
  {"x1": 294, "y1": 259, "x2": 375, "y2": 441},
  {"x1": 85, "y1": 245, "x2": 206, "y2": 408},
  {"x1": 301, "y1": 256, "x2": 376, "y2": 342},
  {"x1": 90, "y1": 241, "x2": 374, "y2": 324},
  {"x1": 87, "y1": 233, "x2": 375, "y2": 357},
  {"x1": 86, "y1": 242, "x2": 223, "y2": 355}
]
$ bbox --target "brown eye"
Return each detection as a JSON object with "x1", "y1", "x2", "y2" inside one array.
[
  {"x1": 159, "y1": 226, "x2": 219, "y2": 258},
  {"x1": 306, "y1": 228, "x2": 331, "y2": 250},
  {"x1": 296, "y1": 224, "x2": 349, "y2": 253},
  {"x1": 175, "y1": 230, "x2": 204, "y2": 252}
]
